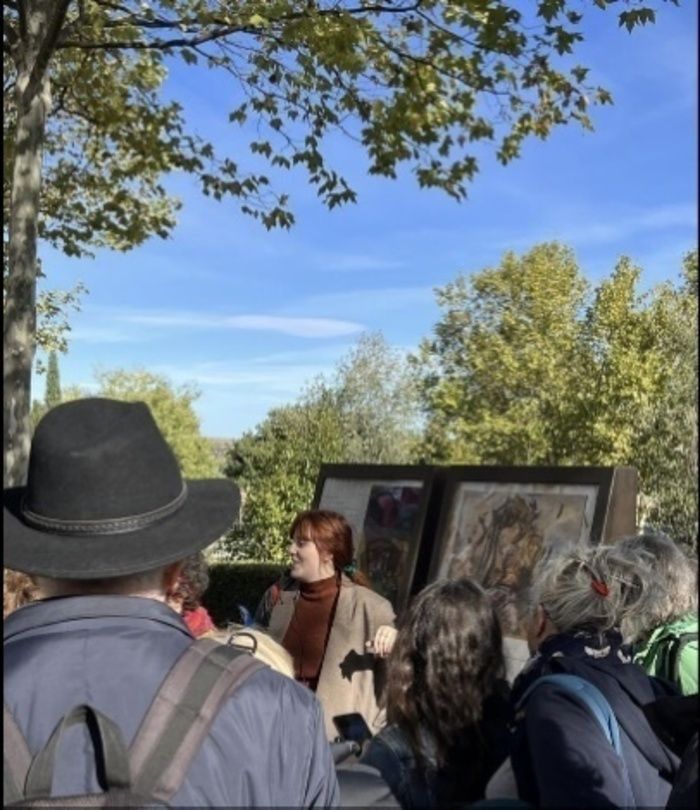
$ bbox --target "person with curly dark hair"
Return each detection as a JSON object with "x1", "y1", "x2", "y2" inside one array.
[
  {"x1": 3, "y1": 568, "x2": 38, "y2": 618},
  {"x1": 360, "y1": 577, "x2": 510, "y2": 808},
  {"x1": 167, "y1": 552, "x2": 216, "y2": 637}
]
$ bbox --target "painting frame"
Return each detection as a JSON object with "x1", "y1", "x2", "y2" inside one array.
[
  {"x1": 426, "y1": 466, "x2": 617, "y2": 639},
  {"x1": 313, "y1": 463, "x2": 436, "y2": 615}
]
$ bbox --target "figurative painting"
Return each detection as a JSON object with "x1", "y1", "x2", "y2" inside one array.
[
  {"x1": 429, "y1": 468, "x2": 615, "y2": 638},
  {"x1": 360, "y1": 484, "x2": 423, "y2": 609}
]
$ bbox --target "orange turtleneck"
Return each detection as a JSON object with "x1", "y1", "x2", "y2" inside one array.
[{"x1": 282, "y1": 574, "x2": 340, "y2": 691}]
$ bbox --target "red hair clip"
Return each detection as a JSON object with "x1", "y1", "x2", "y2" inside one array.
[{"x1": 591, "y1": 579, "x2": 609, "y2": 597}]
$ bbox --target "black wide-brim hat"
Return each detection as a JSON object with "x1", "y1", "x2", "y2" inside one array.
[{"x1": 4, "y1": 398, "x2": 241, "y2": 579}]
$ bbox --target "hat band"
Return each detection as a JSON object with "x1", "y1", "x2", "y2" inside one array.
[{"x1": 20, "y1": 483, "x2": 189, "y2": 536}]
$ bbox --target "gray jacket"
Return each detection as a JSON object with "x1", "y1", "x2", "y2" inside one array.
[{"x1": 4, "y1": 595, "x2": 340, "y2": 807}]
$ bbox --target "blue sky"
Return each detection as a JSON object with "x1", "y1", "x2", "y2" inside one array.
[{"x1": 36, "y1": 3, "x2": 698, "y2": 438}]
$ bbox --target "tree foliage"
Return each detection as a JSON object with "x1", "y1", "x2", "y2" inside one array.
[
  {"x1": 223, "y1": 391, "x2": 346, "y2": 561},
  {"x1": 413, "y1": 244, "x2": 698, "y2": 553},
  {"x1": 332, "y1": 332, "x2": 421, "y2": 463},
  {"x1": 91, "y1": 368, "x2": 220, "y2": 478},
  {"x1": 413, "y1": 243, "x2": 588, "y2": 463},
  {"x1": 44, "y1": 349, "x2": 61, "y2": 408},
  {"x1": 3, "y1": 0, "x2": 678, "y2": 485},
  {"x1": 5, "y1": 1, "x2": 673, "y2": 247},
  {"x1": 630, "y1": 252, "x2": 698, "y2": 550},
  {"x1": 222, "y1": 332, "x2": 420, "y2": 561}
]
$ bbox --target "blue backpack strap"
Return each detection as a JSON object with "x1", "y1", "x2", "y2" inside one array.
[
  {"x1": 517, "y1": 674, "x2": 621, "y2": 755},
  {"x1": 516, "y1": 673, "x2": 635, "y2": 806}
]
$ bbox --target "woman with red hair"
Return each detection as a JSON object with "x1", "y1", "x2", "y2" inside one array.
[{"x1": 255, "y1": 509, "x2": 397, "y2": 741}]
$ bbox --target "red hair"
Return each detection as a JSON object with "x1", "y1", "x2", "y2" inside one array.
[{"x1": 290, "y1": 509, "x2": 371, "y2": 588}]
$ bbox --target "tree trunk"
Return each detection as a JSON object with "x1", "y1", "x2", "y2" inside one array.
[{"x1": 3, "y1": 3, "x2": 55, "y2": 487}]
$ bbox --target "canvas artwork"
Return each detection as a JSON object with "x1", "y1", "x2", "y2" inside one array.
[
  {"x1": 361, "y1": 484, "x2": 423, "y2": 608},
  {"x1": 435, "y1": 481, "x2": 599, "y2": 637},
  {"x1": 316, "y1": 474, "x2": 427, "y2": 612}
]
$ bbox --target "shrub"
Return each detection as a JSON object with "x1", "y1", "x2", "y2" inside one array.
[{"x1": 202, "y1": 561, "x2": 284, "y2": 627}]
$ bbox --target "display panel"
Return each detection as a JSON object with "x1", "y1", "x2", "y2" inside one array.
[
  {"x1": 314, "y1": 465, "x2": 434, "y2": 614},
  {"x1": 427, "y1": 466, "x2": 616, "y2": 639}
]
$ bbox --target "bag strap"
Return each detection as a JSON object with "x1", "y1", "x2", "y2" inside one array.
[
  {"x1": 24, "y1": 705, "x2": 132, "y2": 801},
  {"x1": 669, "y1": 632, "x2": 698, "y2": 685},
  {"x1": 4, "y1": 704, "x2": 34, "y2": 804},
  {"x1": 517, "y1": 673, "x2": 635, "y2": 805},
  {"x1": 518, "y1": 674, "x2": 621, "y2": 755},
  {"x1": 129, "y1": 637, "x2": 266, "y2": 804}
]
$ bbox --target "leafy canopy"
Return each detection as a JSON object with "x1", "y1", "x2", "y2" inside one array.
[
  {"x1": 412, "y1": 243, "x2": 698, "y2": 552},
  {"x1": 223, "y1": 333, "x2": 420, "y2": 561},
  {"x1": 3, "y1": 0, "x2": 679, "y2": 260},
  {"x1": 58, "y1": 368, "x2": 221, "y2": 478}
]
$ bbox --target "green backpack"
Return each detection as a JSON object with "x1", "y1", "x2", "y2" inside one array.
[{"x1": 635, "y1": 615, "x2": 698, "y2": 696}]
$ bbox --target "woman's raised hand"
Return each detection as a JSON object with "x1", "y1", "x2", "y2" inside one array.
[{"x1": 366, "y1": 625, "x2": 398, "y2": 657}]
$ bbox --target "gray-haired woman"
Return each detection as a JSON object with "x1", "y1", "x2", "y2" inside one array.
[
  {"x1": 508, "y1": 544, "x2": 679, "y2": 808},
  {"x1": 614, "y1": 532, "x2": 698, "y2": 695}
]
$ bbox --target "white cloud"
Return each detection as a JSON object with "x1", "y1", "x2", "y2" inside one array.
[
  {"x1": 99, "y1": 308, "x2": 365, "y2": 338},
  {"x1": 150, "y1": 352, "x2": 341, "y2": 398},
  {"x1": 69, "y1": 326, "x2": 142, "y2": 344},
  {"x1": 291, "y1": 285, "x2": 436, "y2": 317},
  {"x1": 225, "y1": 315, "x2": 363, "y2": 337},
  {"x1": 313, "y1": 253, "x2": 406, "y2": 272},
  {"x1": 77, "y1": 290, "x2": 437, "y2": 342},
  {"x1": 501, "y1": 202, "x2": 697, "y2": 250}
]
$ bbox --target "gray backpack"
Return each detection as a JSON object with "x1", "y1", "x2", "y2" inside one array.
[{"x1": 3, "y1": 638, "x2": 266, "y2": 807}]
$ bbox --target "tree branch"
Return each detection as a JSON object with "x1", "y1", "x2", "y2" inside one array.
[
  {"x1": 24, "y1": 0, "x2": 73, "y2": 103},
  {"x1": 58, "y1": 0, "x2": 424, "y2": 51},
  {"x1": 59, "y1": 24, "x2": 250, "y2": 50}
]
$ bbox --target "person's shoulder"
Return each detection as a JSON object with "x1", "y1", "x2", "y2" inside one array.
[
  {"x1": 348, "y1": 582, "x2": 393, "y2": 613},
  {"x1": 271, "y1": 571, "x2": 298, "y2": 594},
  {"x1": 665, "y1": 614, "x2": 698, "y2": 636},
  {"x1": 371, "y1": 724, "x2": 415, "y2": 762},
  {"x1": 260, "y1": 571, "x2": 297, "y2": 603},
  {"x1": 232, "y1": 661, "x2": 318, "y2": 712}
]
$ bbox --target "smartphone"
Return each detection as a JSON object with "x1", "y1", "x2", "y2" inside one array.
[{"x1": 332, "y1": 712, "x2": 373, "y2": 744}]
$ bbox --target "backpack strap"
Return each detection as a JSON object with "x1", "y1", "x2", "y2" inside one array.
[
  {"x1": 23, "y1": 705, "x2": 132, "y2": 801},
  {"x1": 4, "y1": 704, "x2": 33, "y2": 804},
  {"x1": 516, "y1": 673, "x2": 635, "y2": 806},
  {"x1": 668, "y1": 632, "x2": 698, "y2": 686},
  {"x1": 517, "y1": 674, "x2": 622, "y2": 755},
  {"x1": 129, "y1": 637, "x2": 266, "y2": 804}
]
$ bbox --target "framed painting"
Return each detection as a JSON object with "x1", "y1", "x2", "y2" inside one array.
[
  {"x1": 313, "y1": 464, "x2": 435, "y2": 614},
  {"x1": 427, "y1": 466, "x2": 625, "y2": 639}
]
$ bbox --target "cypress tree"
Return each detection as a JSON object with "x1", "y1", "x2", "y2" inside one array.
[{"x1": 45, "y1": 351, "x2": 62, "y2": 409}]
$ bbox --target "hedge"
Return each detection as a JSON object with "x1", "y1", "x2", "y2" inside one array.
[{"x1": 202, "y1": 561, "x2": 284, "y2": 627}]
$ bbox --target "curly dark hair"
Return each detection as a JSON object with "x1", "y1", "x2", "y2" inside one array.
[
  {"x1": 3, "y1": 568, "x2": 38, "y2": 618},
  {"x1": 171, "y1": 553, "x2": 210, "y2": 613},
  {"x1": 385, "y1": 577, "x2": 505, "y2": 769}
]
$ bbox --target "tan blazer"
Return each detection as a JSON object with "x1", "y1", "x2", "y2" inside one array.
[{"x1": 263, "y1": 575, "x2": 396, "y2": 741}]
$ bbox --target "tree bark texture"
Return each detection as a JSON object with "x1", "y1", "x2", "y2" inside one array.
[{"x1": 4, "y1": 1, "x2": 55, "y2": 487}]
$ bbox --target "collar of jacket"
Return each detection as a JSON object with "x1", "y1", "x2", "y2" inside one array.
[{"x1": 3, "y1": 594, "x2": 191, "y2": 642}]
